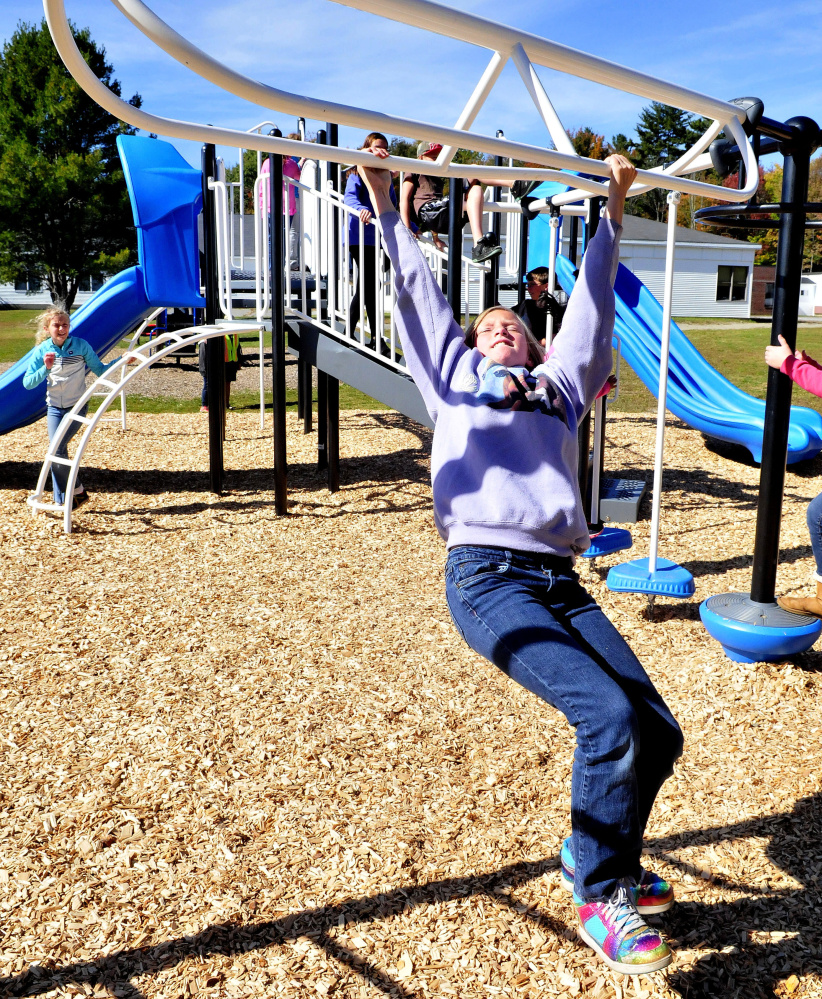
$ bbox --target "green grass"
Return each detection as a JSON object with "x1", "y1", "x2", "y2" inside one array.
[
  {"x1": 611, "y1": 325, "x2": 822, "y2": 415},
  {"x1": 0, "y1": 309, "x2": 39, "y2": 362}
]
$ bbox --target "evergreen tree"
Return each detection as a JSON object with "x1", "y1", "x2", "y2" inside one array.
[
  {"x1": 0, "y1": 19, "x2": 141, "y2": 308},
  {"x1": 629, "y1": 102, "x2": 711, "y2": 221}
]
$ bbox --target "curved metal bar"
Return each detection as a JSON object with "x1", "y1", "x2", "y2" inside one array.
[
  {"x1": 695, "y1": 202, "x2": 822, "y2": 229},
  {"x1": 28, "y1": 324, "x2": 258, "y2": 534},
  {"x1": 42, "y1": 0, "x2": 758, "y2": 203},
  {"x1": 331, "y1": 0, "x2": 747, "y2": 123}
]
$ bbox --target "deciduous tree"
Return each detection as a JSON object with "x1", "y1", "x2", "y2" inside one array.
[{"x1": 0, "y1": 19, "x2": 141, "y2": 308}]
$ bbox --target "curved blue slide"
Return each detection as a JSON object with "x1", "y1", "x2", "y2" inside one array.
[
  {"x1": 555, "y1": 253, "x2": 822, "y2": 464},
  {"x1": 0, "y1": 135, "x2": 205, "y2": 436}
]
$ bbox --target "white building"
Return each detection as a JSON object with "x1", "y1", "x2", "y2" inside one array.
[
  {"x1": 0, "y1": 273, "x2": 107, "y2": 310},
  {"x1": 607, "y1": 214, "x2": 760, "y2": 319}
]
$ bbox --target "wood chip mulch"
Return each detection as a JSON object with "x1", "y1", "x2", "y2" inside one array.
[{"x1": 2, "y1": 409, "x2": 822, "y2": 999}]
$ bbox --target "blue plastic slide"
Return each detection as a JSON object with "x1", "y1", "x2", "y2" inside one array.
[
  {"x1": 0, "y1": 136, "x2": 205, "y2": 436},
  {"x1": 555, "y1": 253, "x2": 822, "y2": 464}
]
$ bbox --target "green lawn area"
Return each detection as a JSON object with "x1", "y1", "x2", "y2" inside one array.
[
  {"x1": 610, "y1": 324, "x2": 822, "y2": 415},
  {"x1": 5, "y1": 308, "x2": 822, "y2": 416},
  {"x1": 0, "y1": 309, "x2": 39, "y2": 362}
]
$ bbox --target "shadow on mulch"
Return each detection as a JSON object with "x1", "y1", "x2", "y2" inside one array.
[{"x1": 3, "y1": 796, "x2": 822, "y2": 998}]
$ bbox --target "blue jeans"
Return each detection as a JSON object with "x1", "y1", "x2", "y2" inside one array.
[
  {"x1": 445, "y1": 545, "x2": 683, "y2": 901},
  {"x1": 47, "y1": 404, "x2": 87, "y2": 504},
  {"x1": 807, "y1": 491, "x2": 822, "y2": 578}
]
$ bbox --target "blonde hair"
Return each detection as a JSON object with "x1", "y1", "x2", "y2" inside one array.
[
  {"x1": 34, "y1": 305, "x2": 70, "y2": 344},
  {"x1": 465, "y1": 306, "x2": 545, "y2": 369}
]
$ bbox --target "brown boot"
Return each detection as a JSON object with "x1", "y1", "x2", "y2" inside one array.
[{"x1": 778, "y1": 580, "x2": 822, "y2": 617}]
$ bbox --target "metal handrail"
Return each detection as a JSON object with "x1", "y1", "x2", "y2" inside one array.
[{"x1": 27, "y1": 324, "x2": 259, "y2": 535}]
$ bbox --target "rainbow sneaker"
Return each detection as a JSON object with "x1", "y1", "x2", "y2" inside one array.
[
  {"x1": 560, "y1": 837, "x2": 674, "y2": 914},
  {"x1": 575, "y1": 882, "x2": 672, "y2": 975}
]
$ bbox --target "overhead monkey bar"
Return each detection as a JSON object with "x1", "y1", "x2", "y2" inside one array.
[{"x1": 45, "y1": 0, "x2": 758, "y2": 206}]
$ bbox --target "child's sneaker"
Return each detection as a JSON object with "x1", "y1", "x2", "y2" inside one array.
[
  {"x1": 471, "y1": 233, "x2": 502, "y2": 263},
  {"x1": 575, "y1": 882, "x2": 672, "y2": 975},
  {"x1": 561, "y1": 837, "x2": 674, "y2": 914}
]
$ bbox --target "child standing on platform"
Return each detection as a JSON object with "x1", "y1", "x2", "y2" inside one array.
[{"x1": 358, "y1": 148, "x2": 682, "y2": 977}]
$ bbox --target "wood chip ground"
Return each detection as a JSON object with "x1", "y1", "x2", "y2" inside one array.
[{"x1": 2, "y1": 409, "x2": 822, "y2": 998}]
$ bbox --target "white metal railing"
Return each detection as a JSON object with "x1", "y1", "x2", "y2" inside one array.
[
  {"x1": 27, "y1": 323, "x2": 259, "y2": 535},
  {"x1": 45, "y1": 0, "x2": 760, "y2": 208},
  {"x1": 89, "y1": 307, "x2": 165, "y2": 430},
  {"x1": 245, "y1": 162, "x2": 492, "y2": 371}
]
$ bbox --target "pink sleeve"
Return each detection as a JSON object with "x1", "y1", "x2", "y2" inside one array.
[
  {"x1": 783, "y1": 354, "x2": 822, "y2": 399},
  {"x1": 283, "y1": 158, "x2": 300, "y2": 216}
]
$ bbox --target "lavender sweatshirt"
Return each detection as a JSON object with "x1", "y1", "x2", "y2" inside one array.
[{"x1": 379, "y1": 210, "x2": 622, "y2": 556}]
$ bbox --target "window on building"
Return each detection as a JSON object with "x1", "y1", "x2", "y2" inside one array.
[
  {"x1": 14, "y1": 272, "x2": 41, "y2": 293},
  {"x1": 764, "y1": 282, "x2": 775, "y2": 310},
  {"x1": 717, "y1": 265, "x2": 749, "y2": 302},
  {"x1": 79, "y1": 274, "x2": 106, "y2": 293}
]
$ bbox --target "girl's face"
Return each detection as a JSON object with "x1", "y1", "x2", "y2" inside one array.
[
  {"x1": 474, "y1": 310, "x2": 530, "y2": 367},
  {"x1": 48, "y1": 315, "x2": 70, "y2": 347}
]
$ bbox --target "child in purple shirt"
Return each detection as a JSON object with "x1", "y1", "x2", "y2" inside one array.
[{"x1": 358, "y1": 151, "x2": 682, "y2": 977}]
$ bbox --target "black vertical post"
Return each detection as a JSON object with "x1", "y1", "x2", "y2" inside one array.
[
  {"x1": 302, "y1": 357, "x2": 312, "y2": 434},
  {"x1": 201, "y1": 142, "x2": 224, "y2": 494},
  {"x1": 517, "y1": 212, "x2": 529, "y2": 309},
  {"x1": 269, "y1": 133, "x2": 288, "y2": 515},
  {"x1": 750, "y1": 117, "x2": 818, "y2": 603},
  {"x1": 576, "y1": 198, "x2": 602, "y2": 516},
  {"x1": 316, "y1": 128, "x2": 328, "y2": 471},
  {"x1": 447, "y1": 175, "x2": 463, "y2": 323},
  {"x1": 591, "y1": 198, "x2": 607, "y2": 524},
  {"x1": 317, "y1": 372, "x2": 328, "y2": 470},
  {"x1": 326, "y1": 122, "x2": 340, "y2": 492},
  {"x1": 297, "y1": 360, "x2": 305, "y2": 420},
  {"x1": 484, "y1": 129, "x2": 504, "y2": 306},
  {"x1": 568, "y1": 215, "x2": 579, "y2": 266}
]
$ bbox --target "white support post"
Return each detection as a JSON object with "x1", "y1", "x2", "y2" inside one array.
[
  {"x1": 647, "y1": 191, "x2": 681, "y2": 574},
  {"x1": 437, "y1": 50, "x2": 507, "y2": 167},
  {"x1": 510, "y1": 43, "x2": 577, "y2": 156}
]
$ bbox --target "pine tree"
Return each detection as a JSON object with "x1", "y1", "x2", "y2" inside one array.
[{"x1": 629, "y1": 102, "x2": 711, "y2": 222}]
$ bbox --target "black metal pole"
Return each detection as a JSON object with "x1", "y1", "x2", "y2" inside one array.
[
  {"x1": 269, "y1": 133, "x2": 288, "y2": 515},
  {"x1": 302, "y1": 357, "x2": 312, "y2": 434},
  {"x1": 568, "y1": 215, "x2": 579, "y2": 267},
  {"x1": 316, "y1": 129, "x2": 328, "y2": 471},
  {"x1": 484, "y1": 129, "x2": 504, "y2": 306},
  {"x1": 750, "y1": 117, "x2": 818, "y2": 603},
  {"x1": 326, "y1": 122, "x2": 340, "y2": 492},
  {"x1": 297, "y1": 358, "x2": 305, "y2": 420},
  {"x1": 575, "y1": 199, "x2": 604, "y2": 514},
  {"x1": 201, "y1": 142, "x2": 224, "y2": 494},
  {"x1": 517, "y1": 212, "x2": 529, "y2": 310},
  {"x1": 447, "y1": 176, "x2": 463, "y2": 322},
  {"x1": 327, "y1": 376, "x2": 340, "y2": 493},
  {"x1": 317, "y1": 372, "x2": 328, "y2": 471}
]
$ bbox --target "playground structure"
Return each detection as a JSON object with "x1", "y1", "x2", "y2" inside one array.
[{"x1": 0, "y1": 0, "x2": 814, "y2": 661}]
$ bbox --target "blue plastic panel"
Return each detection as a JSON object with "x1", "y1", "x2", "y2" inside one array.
[{"x1": 607, "y1": 557, "x2": 695, "y2": 598}]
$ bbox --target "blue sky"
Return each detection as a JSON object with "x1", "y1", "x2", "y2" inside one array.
[{"x1": 3, "y1": 0, "x2": 821, "y2": 169}]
